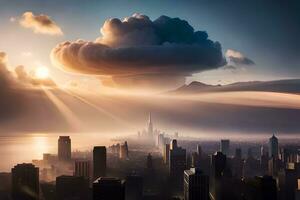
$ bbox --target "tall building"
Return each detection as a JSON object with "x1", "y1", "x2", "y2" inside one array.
[
  {"x1": 232, "y1": 148, "x2": 243, "y2": 178},
  {"x1": 148, "y1": 112, "x2": 153, "y2": 137},
  {"x1": 93, "y1": 146, "x2": 107, "y2": 180},
  {"x1": 269, "y1": 134, "x2": 278, "y2": 159},
  {"x1": 169, "y1": 139, "x2": 187, "y2": 187},
  {"x1": 163, "y1": 144, "x2": 170, "y2": 165},
  {"x1": 211, "y1": 152, "x2": 227, "y2": 180},
  {"x1": 56, "y1": 175, "x2": 89, "y2": 200},
  {"x1": 147, "y1": 153, "x2": 153, "y2": 169},
  {"x1": 220, "y1": 139, "x2": 230, "y2": 156},
  {"x1": 93, "y1": 177, "x2": 125, "y2": 200},
  {"x1": 58, "y1": 136, "x2": 71, "y2": 161},
  {"x1": 11, "y1": 163, "x2": 39, "y2": 200},
  {"x1": 125, "y1": 175, "x2": 143, "y2": 200},
  {"x1": 184, "y1": 168, "x2": 209, "y2": 200},
  {"x1": 74, "y1": 160, "x2": 91, "y2": 179},
  {"x1": 119, "y1": 141, "x2": 129, "y2": 160}
]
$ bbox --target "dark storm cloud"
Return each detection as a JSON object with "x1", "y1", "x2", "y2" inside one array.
[{"x1": 51, "y1": 14, "x2": 226, "y2": 89}]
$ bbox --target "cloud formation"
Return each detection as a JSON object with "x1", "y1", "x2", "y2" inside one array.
[
  {"x1": 15, "y1": 65, "x2": 56, "y2": 87},
  {"x1": 226, "y1": 49, "x2": 255, "y2": 66},
  {"x1": 51, "y1": 14, "x2": 226, "y2": 90},
  {"x1": 19, "y1": 12, "x2": 63, "y2": 35}
]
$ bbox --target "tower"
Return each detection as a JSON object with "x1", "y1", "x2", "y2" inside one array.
[
  {"x1": 269, "y1": 134, "x2": 279, "y2": 159},
  {"x1": 93, "y1": 177, "x2": 125, "y2": 200},
  {"x1": 93, "y1": 146, "x2": 107, "y2": 180},
  {"x1": 147, "y1": 112, "x2": 153, "y2": 137},
  {"x1": 58, "y1": 136, "x2": 71, "y2": 161}
]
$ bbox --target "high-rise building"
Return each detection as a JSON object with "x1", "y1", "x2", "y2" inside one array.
[
  {"x1": 148, "y1": 112, "x2": 153, "y2": 137},
  {"x1": 93, "y1": 146, "x2": 107, "y2": 180},
  {"x1": 93, "y1": 177, "x2": 125, "y2": 200},
  {"x1": 58, "y1": 136, "x2": 71, "y2": 161},
  {"x1": 269, "y1": 134, "x2": 278, "y2": 159},
  {"x1": 119, "y1": 142, "x2": 129, "y2": 160},
  {"x1": 56, "y1": 175, "x2": 89, "y2": 200},
  {"x1": 220, "y1": 139, "x2": 230, "y2": 156},
  {"x1": 169, "y1": 139, "x2": 187, "y2": 187},
  {"x1": 125, "y1": 175, "x2": 143, "y2": 200},
  {"x1": 163, "y1": 144, "x2": 170, "y2": 165},
  {"x1": 74, "y1": 160, "x2": 91, "y2": 179},
  {"x1": 232, "y1": 148, "x2": 243, "y2": 178},
  {"x1": 11, "y1": 163, "x2": 39, "y2": 200},
  {"x1": 184, "y1": 168, "x2": 209, "y2": 200},
  {"x1": 211, "y1": 152, "x2": 226, "y2": 180},
  {"x1": 147, "y1": 153, "x2": 153, "y2": 169}
]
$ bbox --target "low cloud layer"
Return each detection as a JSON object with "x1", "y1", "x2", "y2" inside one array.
[
  {"x1": 19, "y1": 12, "x2": 63, "y2": 35},
  {"x1": 51, "y1": 14, "x2": 226, "y2": 90}
]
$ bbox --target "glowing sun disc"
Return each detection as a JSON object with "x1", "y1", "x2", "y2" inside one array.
[{"x1": 35, "y1": 67, "x2": 49, "y2": 79}]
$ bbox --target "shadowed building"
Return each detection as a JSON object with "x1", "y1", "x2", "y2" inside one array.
[
  {"x1": 125, "y1": 175, "x2": 143, "y2": 200},
  {"x1": 11, "y1": 163, "x2": 39, "y2": 200},
  {"x1": 269, "y1": 134, "x2": 278, "y2": 159},
  {"x1": 75, "y1": 160, "x2": 91, "y2": 180},
  {"x1": 58, "y1": 136, "x2": 71, "y2": 161},
  {"x1": 93, "y1": 177, "x2": 125, "y2": 200},
  {"x1": 93, "y1": 146, "x2": 107, "y2": 180},
  {"x1": 220, "y1": 140, "x2": 230, "y2": 156},
  {"x1": 56, "y1": 175, "x2": 89, "y2": 200},
  {"x1": 184, "y1": 168, "x2": 209, "y2": 200},
  {"x1": 169, "y1": 139, "x2": 187, "y2": 188}
]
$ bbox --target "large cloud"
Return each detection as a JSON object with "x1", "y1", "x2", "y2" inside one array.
[
  {"x1": 19, "y1": 12, "x2": 63, "y2": 35},
  {"x1": 51, "y1": 14, "x2": 226, "y2": 90}
]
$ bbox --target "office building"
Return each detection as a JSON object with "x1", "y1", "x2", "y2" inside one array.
[
  {"x1": 211, "y1": 152, "x2": 226, "y2": 180},
  {"x1": 163, "y1": 144, "x2": 170, "y2": 165},
  {"x1": 56, "y1": 175, "x2": 89, "y2": 200},
  {"x1": 93, "y1": 177, "x2": 125, "y2": 200},
  {"x1": 58, "y1": 136, "x2": 71, "y2": 161},
  {"x1": 184, "y1": 168, "x2": 209, "y2": 200},
  {"x1": 169, "y1": 139, "x2": 187, "y2": 186},
  {"x1": 269, "y1": 134, "x2": 278, "y2": 159},
  {"x1": 75, "y1": 160, "x2": 91, "y2": 179},
  {"x1": 220, "y1": 140, "x2": 230, "y2": 156},
  {"x1": 11, "y1": 163, "x2": 39, "y2": 200},
  {"x1": 93, "y1": 146, "x2": 107, "y2": 180}
]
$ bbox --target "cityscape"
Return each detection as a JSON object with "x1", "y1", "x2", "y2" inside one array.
[
  {"x1": 1, "y1": 114, "x2": 300, "y2": 200},
  {"x1": 0, "y1": 0, "x2": 300, "y2": 200}
]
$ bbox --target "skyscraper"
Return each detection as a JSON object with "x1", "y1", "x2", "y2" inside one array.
[
  {"x1": 93, "y1": 146, "x2": 107, "y2": 180},
  {"x1": 220, "y1": 139, "x2": 230, "y2": 156},
  {"x1": 163, "y1": 144, "x2": 170, "y2": 165},
  {"x1": 232, "y1": 148, "x2": 243, "y2": 178},
  {"x1": 11, "y1": 163, "x2": 39, "y2": 200},
  {"x1": 169, "y1": 139, "x2": 187, "y2": 187},
  {"x1": 93, "y1": 177, "x2": 125, "y2": 200},
  {"x1": 74, "y1": 160, "x2": 91, "y2": 179},
  {"x1": 148, "y1": 112, "x2": 153, "y2": 137},
  {"x1": 269, "y1": 134, "x2": 278, "y2": 159},
  {"x1": 58, "y1": 136, "x2": 71, "y2": 161},
  {"x1": 211, "y1": 151, "x2": 226, "y2": 180},
  {"x1": 184, "y1": 168, "x2": 209, "y2": 200}
]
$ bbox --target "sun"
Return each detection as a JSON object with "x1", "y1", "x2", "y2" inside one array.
[{"x1": 35, "y1": 66, "x2": 49, "y2": 79}]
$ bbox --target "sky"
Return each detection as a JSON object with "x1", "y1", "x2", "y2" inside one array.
[
  {"x1": 0, "y1": 0, "x2": 300, "y2": 136},
  {"x1": 0, "y1": 0, "x2": 299, "y2": 86}
]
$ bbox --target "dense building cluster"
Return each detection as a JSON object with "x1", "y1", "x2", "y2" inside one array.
[{"x1": 0, "y1": 115, "x2": 300, "y2": 200}]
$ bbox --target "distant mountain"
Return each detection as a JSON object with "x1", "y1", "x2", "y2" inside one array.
[{"x1": 170, "y1": 79, "x2": 300, "y2": 94}]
